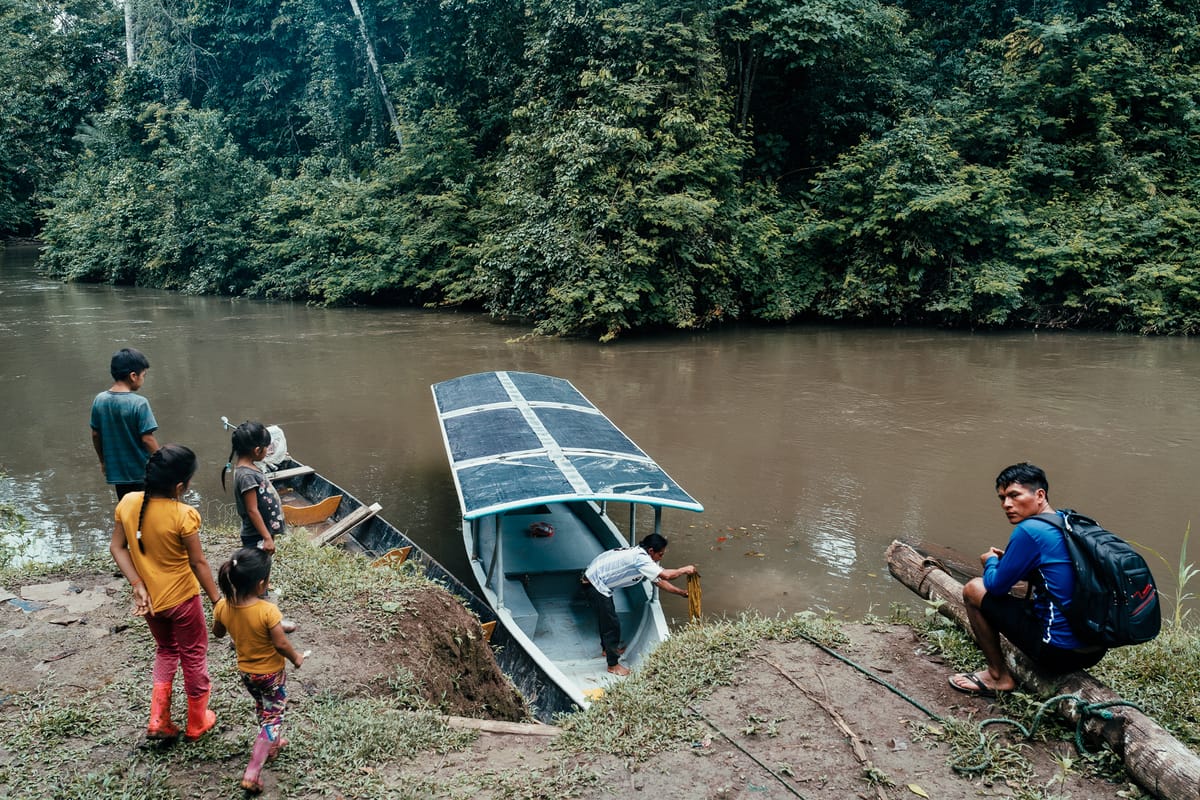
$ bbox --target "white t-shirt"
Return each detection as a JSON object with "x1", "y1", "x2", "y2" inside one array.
[{"x1": 584, "y1": 547, "x2": 662, "y2": 597}]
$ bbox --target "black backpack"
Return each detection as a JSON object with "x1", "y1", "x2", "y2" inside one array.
[{"x1": 1034, "y1": 510, "x2": 1161, "y2": 648}]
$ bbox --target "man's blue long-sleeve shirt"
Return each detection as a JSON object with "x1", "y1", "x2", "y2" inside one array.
[{"x1": 983, "y1": 515, "x2": 1084, "y2": 650}]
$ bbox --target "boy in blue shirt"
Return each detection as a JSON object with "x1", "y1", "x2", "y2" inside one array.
[
  {"x1": 949, "y1": 462, "x2": 1106, "y2": 697},
  {"x1": 91, "y1": 348, "x2": 160, "y2": 499}
]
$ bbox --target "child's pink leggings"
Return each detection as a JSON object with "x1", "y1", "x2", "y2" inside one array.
[{"x1": 145, "y1": 593, "x2": 212, "y2": 698}]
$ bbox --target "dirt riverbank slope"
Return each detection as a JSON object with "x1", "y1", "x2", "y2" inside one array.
[{"x1": 0, "y1": 560, "x2": 1147, "y2": 799}]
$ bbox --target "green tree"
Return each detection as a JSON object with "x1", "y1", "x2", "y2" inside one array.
[
  {"x1": 717, "y1": 0, "x2": 921, "y2": 182},
  {"x1": 0, "y1": 0, "x2": 120, "y2": 235},
  {"x1": 477, "y1": 0, "x2": 750, "y2": 339},
  {"x1": 797, "y1": 2, "x2": 1200, "y2": 333},
  {"x1": 247, "y1": 105, "x2": 481, "y2": 305},
  {"x1": 41, "y1": 100, "x2": 268, "y2": 291}
]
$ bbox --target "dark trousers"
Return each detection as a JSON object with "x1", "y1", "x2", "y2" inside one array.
[
  {"x1": 981, "y1": 593, "x2": 1107, "y2": 674},
  {"x1": 584, "y1": 583, "x2": 622, "y2": 667},
  {"x1": 114, "y1": 482, "x2": 143, "y2": 500}
]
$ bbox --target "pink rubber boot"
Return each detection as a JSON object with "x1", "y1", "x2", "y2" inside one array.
[{"x1": 240, "y1": 731, "x2": 272, "y2": 793}]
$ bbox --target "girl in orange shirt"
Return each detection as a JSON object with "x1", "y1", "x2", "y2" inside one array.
[
  {"x1": 213, "y1": 548, "x2": 304, "y2": 793},
  {"x1": 109, "y1": 444, "x2": 221, "y2": 742}
]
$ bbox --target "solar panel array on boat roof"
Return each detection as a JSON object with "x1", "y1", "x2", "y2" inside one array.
[{"x1": 432, "y1": 371, "x2": 704, "y2": 520}]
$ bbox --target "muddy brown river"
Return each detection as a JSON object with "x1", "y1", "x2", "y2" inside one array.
[{"x1": 2, "y1": 243, "x2": 1197, "y2": 621}]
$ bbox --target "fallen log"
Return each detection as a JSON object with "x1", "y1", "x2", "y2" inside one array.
[{"x1": 886, "y1": 539, "x2": 1200, "y2": 800}]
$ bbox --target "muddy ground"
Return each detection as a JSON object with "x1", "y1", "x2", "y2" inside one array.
[{"x1": 0, "y1": 566, "x2": 1146, "y2": 799}]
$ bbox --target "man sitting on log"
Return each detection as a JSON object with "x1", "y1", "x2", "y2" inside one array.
[{"x1": 948, "y1": 462, "x2": 1106, "y2": 697}]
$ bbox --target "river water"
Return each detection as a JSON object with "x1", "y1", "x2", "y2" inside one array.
[{"x1": 2, "y1": 243, "x2": 1197, "y2": 621}]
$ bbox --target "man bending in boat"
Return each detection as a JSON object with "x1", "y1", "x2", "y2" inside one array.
[
  {"x1": 948, "y1": 462, "x2": 1106, "y2": 698},
  {"x1": 582, "y1": 533, "x2": 697, "y2": 676}
]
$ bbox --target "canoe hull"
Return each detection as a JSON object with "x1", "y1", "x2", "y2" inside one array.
[{"x1": 274, "y1": 460, "x2": 579, "y2": 721}]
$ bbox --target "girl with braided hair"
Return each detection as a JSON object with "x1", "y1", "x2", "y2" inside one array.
[
  {"x1": 109, "y1": 444, "x2": 221, "y2": 742},
  {"x1": 220, "y1": 421, "x2": 297, "y2": 633}
]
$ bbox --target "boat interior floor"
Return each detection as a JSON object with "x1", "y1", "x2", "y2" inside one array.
[{"x1": 522, "y1": 575, "x2": 628, "y2": 694}]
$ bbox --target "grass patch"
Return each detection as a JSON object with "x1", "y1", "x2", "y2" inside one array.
[
  {"x1": 265, "y1": 530, "x2": 454, "y2": 638},
  {"x1": 284, "y1": 694, "x2": 475, "y2": 798},
  {"x1": 1093, "y1": 624, "x2": 1200, "y2": 749},
  {"x1": 556, "y1": 611, "x2": 844, "y2": 757},
  {"x1": 449, "y1": 763, "x2": 602, "y2": 800}
]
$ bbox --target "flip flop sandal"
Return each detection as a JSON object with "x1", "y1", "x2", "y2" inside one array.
[{"x1": 947, "y1": 672, "x2": 997, "y2": 698}]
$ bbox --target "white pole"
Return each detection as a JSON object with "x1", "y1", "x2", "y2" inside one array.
[
  {"x1": 347, "y1": 0, "x2": 403, "y2": 148},
  {"x1": 124, "y1": 0, "x2": 135, "y2": 66}
]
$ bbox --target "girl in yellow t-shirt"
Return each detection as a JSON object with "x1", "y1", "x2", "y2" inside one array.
[
  {"x1": 213, "y1": 548, "x2": 304, "y2": 794},
  {"x1": 109, "y1": 444, "x2": 220, "y2": 743}
]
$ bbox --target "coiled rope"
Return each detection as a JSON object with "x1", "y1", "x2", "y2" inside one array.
[{"x1": 949, "y1": 694, "x2": 1144, "y2": 773}]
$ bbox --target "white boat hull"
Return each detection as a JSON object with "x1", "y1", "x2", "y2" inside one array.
[{"x1": 465, "y1": 499, "x2": 670, "y2": 709}]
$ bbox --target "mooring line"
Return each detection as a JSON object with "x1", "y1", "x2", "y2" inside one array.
[
  {"x1": 795, "y1": 630, "x2": 945, "y2": 722},
  {"x1": 687, "y1": 705, "x2": 810, "y2": 799}
]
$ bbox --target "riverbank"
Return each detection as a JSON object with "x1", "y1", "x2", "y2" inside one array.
[{"x1": 4, "y1": 528, "x2": 1189, "y2": 799}]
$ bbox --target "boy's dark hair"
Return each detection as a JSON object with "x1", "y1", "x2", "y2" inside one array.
[
  {"x1": 995, "y1": 462, "x2": 1049, "y2": 496},
  {"x1": 639, "y1": 533, "x2": 669, "y2": 553},
  {"x1": 110, "y1": 348, "x2": 150, "y2": 382},
  {"x1": 218, "y1": 547, "x2": 273, "y2": 602}
]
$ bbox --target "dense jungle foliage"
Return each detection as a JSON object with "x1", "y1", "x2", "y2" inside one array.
[{"x1": 5, "y1": 0, "x2": 1199, "y2": 338}]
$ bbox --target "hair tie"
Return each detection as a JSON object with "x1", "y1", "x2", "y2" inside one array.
[{"x1": 232, "y1": 557, "x2": 238, "y2": 566}]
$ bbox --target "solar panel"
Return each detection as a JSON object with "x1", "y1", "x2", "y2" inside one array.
[{"x1": 433, "y1": 371, "x2": 703, "y2": 520}]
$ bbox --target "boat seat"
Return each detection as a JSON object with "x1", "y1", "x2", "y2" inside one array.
[
  {"x1": 313, "y1": 502, "x2": 381, "y2": 546},
  {"x1": 282, "y1": 494, "x2": 342, "y2": 526},
  {"x1": 500, "y1": 579, "x2": 538, "y2": 638},
  {"x1": 267, "y1": 465, "x2": 315, "y2": 482},
  {"x1": 499, "y1": 510, "x2": 604, "y2": 577}
]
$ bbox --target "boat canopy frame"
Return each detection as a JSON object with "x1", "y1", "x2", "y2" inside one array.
[{"x1": 432, "y1": 371, "x2": 704, "y2": 523}]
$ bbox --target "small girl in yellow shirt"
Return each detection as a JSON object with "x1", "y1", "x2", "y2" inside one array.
[{"x1": 213, "y1": 548, "x2": 304, "y2": 793}]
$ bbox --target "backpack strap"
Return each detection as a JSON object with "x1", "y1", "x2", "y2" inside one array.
[
  {"x1": 1023, "y1": 511, "x2": 1071, "y2": 599},
  {"x1": 1033, "y1": 511, "x2": 1065, "y2": 530}
]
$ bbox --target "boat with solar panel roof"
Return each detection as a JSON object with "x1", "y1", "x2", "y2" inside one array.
[{"x1": 431, "y1": 371, "x2": 704, "y2": 709}]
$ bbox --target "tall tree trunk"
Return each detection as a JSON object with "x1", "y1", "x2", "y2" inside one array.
[
  {"x1": 347, "y1": 0, "x2": 403, "y2": 148},
  {"x1": 124, "y1": 0, "x2": 135, "y2": 66}
]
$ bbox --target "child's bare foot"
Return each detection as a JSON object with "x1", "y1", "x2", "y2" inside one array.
[
  {"x1": 607, "y1": 664, "x2": 631, "y2": 676},
  {"x1": 281, "y1": 619, "x2": 298, "y2": 633}
]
